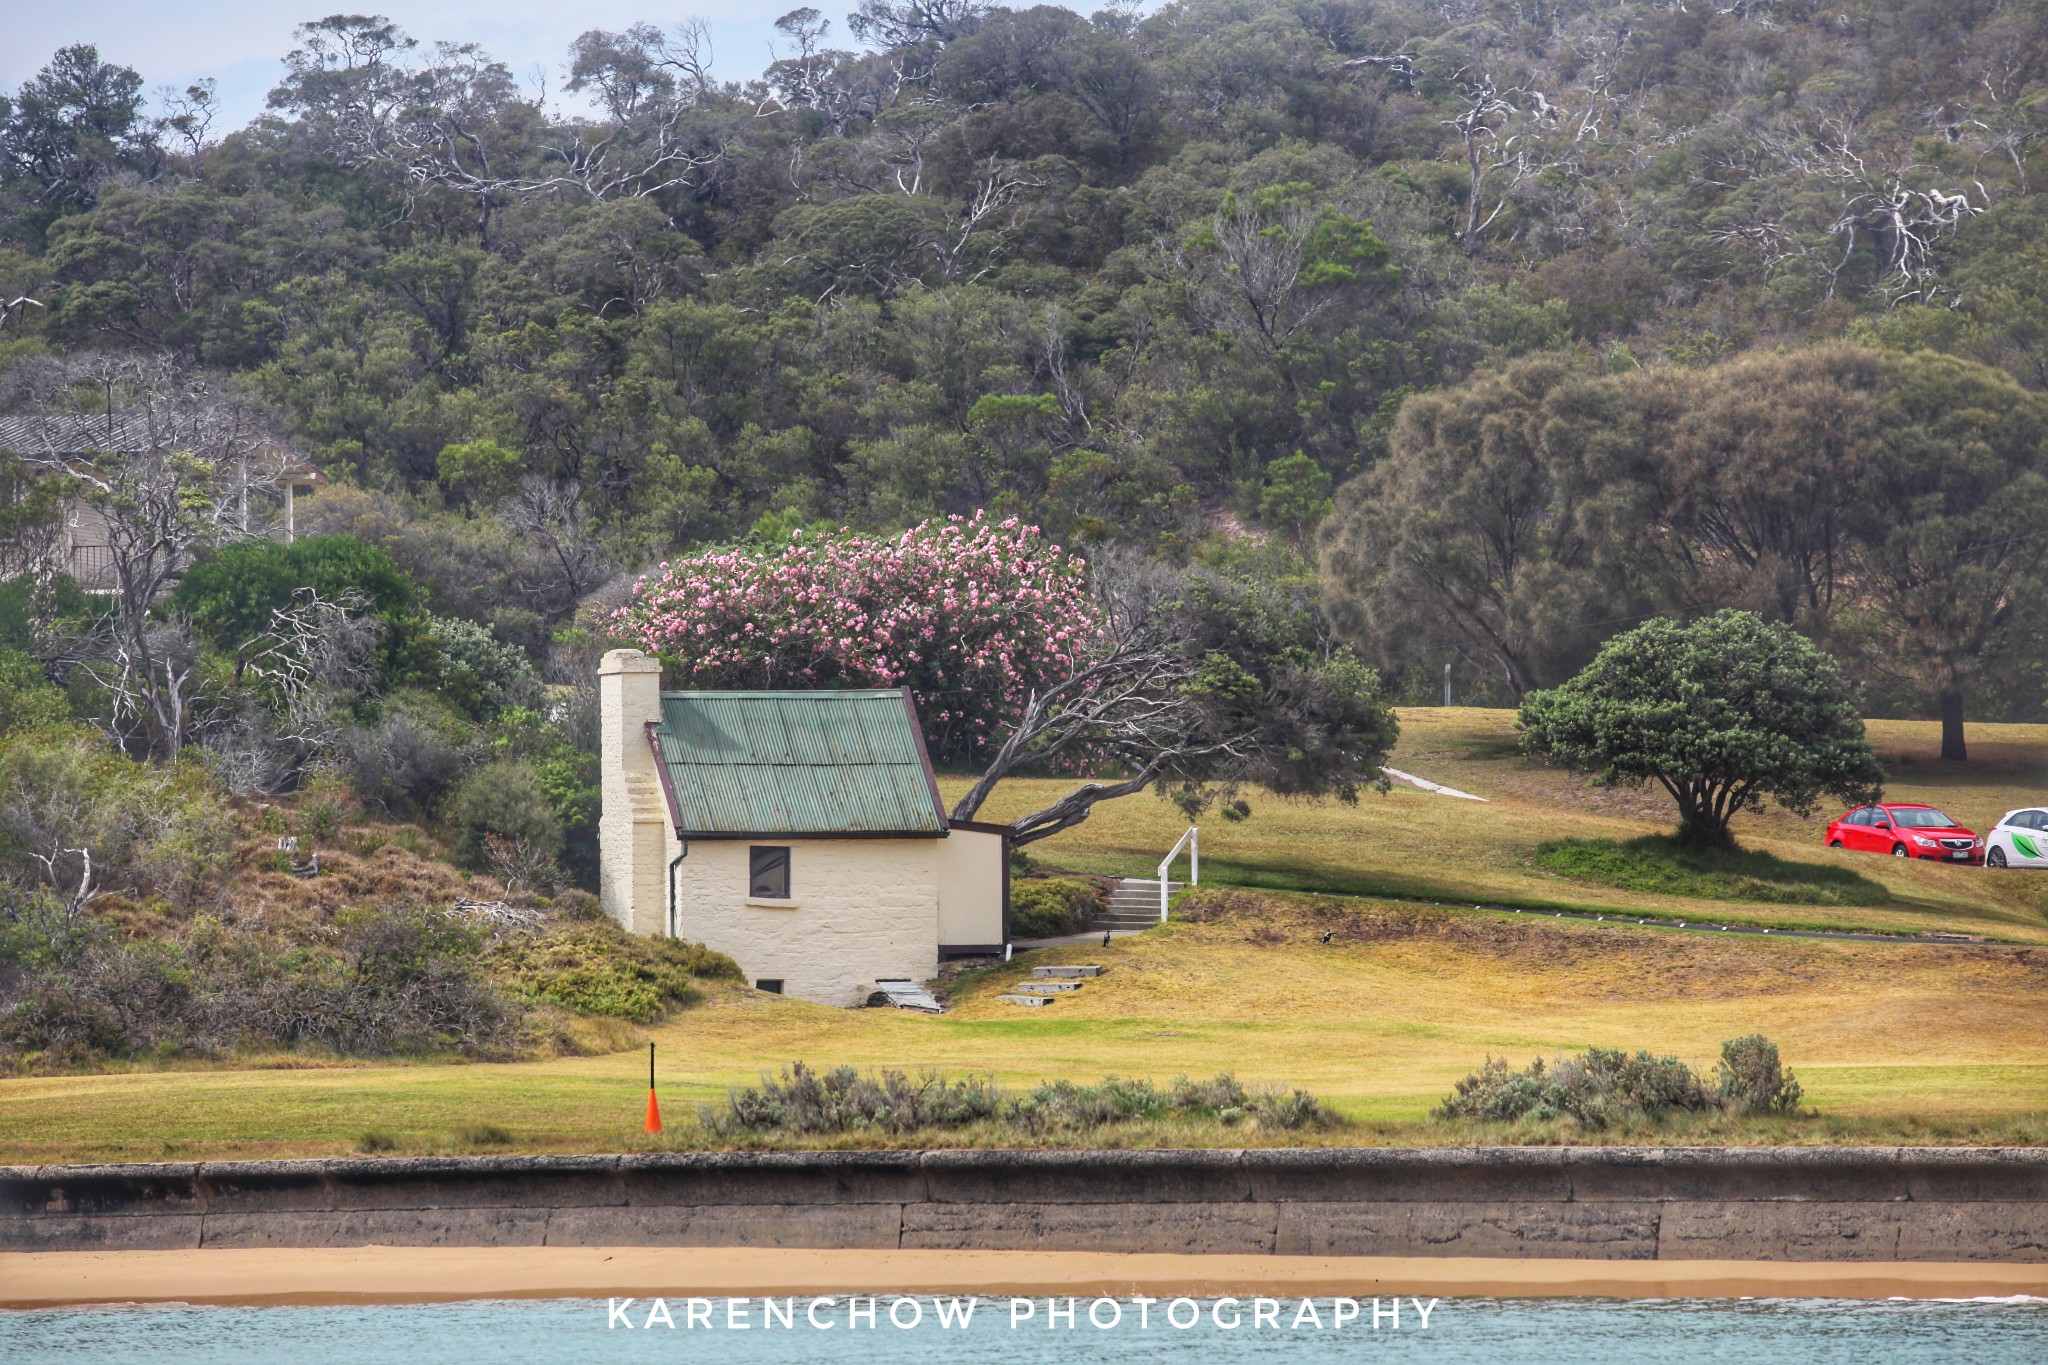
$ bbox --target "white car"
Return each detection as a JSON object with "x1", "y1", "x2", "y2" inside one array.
[{"x1": 1984, "y1": 808, "x2": 2048, "y2": 868}]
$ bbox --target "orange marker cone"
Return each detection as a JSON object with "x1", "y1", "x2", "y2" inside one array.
[{"x1": 644, "y1": 1042, "x2": 663, "y2": 1134}]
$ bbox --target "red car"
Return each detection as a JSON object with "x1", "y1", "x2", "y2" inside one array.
[{"x1": 1825, "y1": 804, "x2": 1982, "y2": 863}]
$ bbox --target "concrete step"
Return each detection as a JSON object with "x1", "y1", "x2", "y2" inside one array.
[
  {"x1": 1032, "y1": 964, "x2": 1103, "y2": 979},
  {"x1": 1000, "y1": 993, "x2": 1055, "y2": 1007},
  {"x1": 873, "y1": 979, "x2": 944, "y2": 1013},
  {"x1": 1014, "y1": 980, "x2": 1083, "y2": 994}
]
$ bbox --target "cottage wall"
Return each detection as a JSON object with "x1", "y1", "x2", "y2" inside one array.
[
  {"x1": 937, "y1": 826, "x2": 1005, "y2": 951},
  {"x1": 667, "y1": 835, "x2": 941, "y2": 1006}
]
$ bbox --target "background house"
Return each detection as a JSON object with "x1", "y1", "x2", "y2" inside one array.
[
  {"x1": 0, "y1": 412, "x2": 318, "y2": 591},
  {"x1": 599, "y1": 648, "x2": 1008, "y2": 1006}
]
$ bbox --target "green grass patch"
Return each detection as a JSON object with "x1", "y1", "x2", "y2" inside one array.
[{"x1": 1535, "y1": 837, "x2": 1889, "y2": 906}]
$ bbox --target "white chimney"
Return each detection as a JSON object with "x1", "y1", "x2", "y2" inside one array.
[{"x1": 598, "y1": 648, "x2": 665, "y2": 932}]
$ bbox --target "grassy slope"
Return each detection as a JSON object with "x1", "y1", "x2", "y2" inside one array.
[
  {"x1": 3, "y1": 710, "x2": 2043, "y2": 1163},
  {"x1": 969, "y1": 710, "x2": 2048, "y2": 944}
]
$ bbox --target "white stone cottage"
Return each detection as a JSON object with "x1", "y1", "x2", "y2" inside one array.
[{"x1": 598, "y1": 649, "x2": 1010, "y2": 1005}]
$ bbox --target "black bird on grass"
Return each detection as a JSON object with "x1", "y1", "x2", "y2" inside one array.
[
  {"x1": 1319, "y1": 930, "x2": 1333, "y2": 944},
  {"x1": 1102, "y1": 929, "x2": 1113, "y2": 948}
]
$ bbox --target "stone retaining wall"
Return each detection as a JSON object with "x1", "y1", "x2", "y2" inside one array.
[{"x1": 4, "y1": 1148, "x2": 2043, "y2": 1260}]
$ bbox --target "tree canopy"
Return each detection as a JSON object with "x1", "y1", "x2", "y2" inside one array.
[{"x1": 1517, "y1": 611, "x2": 1886, "y2": 850}]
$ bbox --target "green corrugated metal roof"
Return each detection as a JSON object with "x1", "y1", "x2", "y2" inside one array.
[{"x1": 652, "y1": 690, "x2": 946, "y2": 836}]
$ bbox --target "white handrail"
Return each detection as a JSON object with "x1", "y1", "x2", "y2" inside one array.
[{"x1": 1158, "y1": 825, "x2": 1199, "y2": 921}]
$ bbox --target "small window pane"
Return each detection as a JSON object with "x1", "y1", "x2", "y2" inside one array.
[
  {"x1": 750, "y1": 846, "x2": 790, "y2": 898},
  {"x1": 1847, "y1": 808, "x2": 1871, "y2": 826},
  {"x1": 2022, "y1": 811, "x2": 2048, "y2": 831}
]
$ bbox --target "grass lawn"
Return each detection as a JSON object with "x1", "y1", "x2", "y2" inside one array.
[
  {"x1": 2, "y1": 709, "x2": 2042, "y2": 1164},
  {"x1": 970, "y1": 710, "x2": 2048, "y2": 944},
  {"x1": 3, "y1": 889, "x2": 2042, "y2": 1163}
]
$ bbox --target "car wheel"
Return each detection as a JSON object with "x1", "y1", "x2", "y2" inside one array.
[
  {"x1": 1988, "y1": 847, "x2": 2008, "y2": 869},
  {"x1": 1829, "y1": 839, "x2": 1844, "y2": 848},
  {"x1": 1892, "y1": 844, "x2": 1910, "y2": 858}
]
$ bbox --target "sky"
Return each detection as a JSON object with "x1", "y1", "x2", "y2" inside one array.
[{"x1": 2, "y1": 2, "x2": 861, "y2": 131}]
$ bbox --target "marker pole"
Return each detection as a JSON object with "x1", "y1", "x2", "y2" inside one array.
[{"x1": 643, "y1": 1041, "x2": 663, "y2": 1134}]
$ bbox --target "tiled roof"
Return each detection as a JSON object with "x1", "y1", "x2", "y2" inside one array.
[
  {"x1": 651, "y1": 690, "x2": 947, "y2": 837},
  {"x1": 0, "y1": 413, "x2": 317, "y2": 479},
  {"x1": 0, "y1": 412, "x2": 156, "y2": 455}
]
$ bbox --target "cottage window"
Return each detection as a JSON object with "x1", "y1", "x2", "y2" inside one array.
[{"x1": 749, "y1": 846, "x2": 791, "y2": 899}]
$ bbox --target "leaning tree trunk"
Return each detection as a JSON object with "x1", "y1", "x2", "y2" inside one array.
[{"x1": 1938, "y1": 688, "x2": 1968, "y2": 762}]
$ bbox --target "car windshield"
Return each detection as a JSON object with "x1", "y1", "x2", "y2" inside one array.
[{"x1": 1889, "y1": 808, "x2": 1959, "y2": 828}]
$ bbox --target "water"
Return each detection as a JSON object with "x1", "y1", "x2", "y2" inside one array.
[{"x1": 3, "y1": 1296, "x2": 2044, "y2": 1363}]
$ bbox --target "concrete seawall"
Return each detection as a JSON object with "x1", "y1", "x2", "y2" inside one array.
[{"x1": 4, "y1": 1148, "x2": 2043, "y2": 1261}]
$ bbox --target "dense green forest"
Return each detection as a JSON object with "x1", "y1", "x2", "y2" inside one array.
[{"x1": 7, "y1": 0, "x2": 2048, "y2": 751}]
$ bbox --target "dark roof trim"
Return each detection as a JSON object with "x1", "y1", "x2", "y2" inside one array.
[
  {"x1": 645, "y1": 722, "x2": 685, "y2": 832},
  {"x1": 947, "y1": 817, "x2": 1013, "y2": 837},
  {"x1": 901, "y1": 687, "x2": 948, "y2": 823}
]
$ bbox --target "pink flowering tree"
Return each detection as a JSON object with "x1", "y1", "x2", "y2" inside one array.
[
  {"x1": 617, "y1": 520, "x2": 1400, "y2": 846},
  {"x1": 615, "y1": 513, "x2": 1101, "y2": 765}
]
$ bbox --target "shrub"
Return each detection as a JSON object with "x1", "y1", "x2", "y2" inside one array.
[
  {"x1": 1717, "y1": 1034, "x2": 1804, "y2": 1115},
  {"x1": 428, "y1": 615, "x2": 537, "y2": 722},
  {"x1": 490, "y1": 922, "x2": 740, "y2": 1023},
  {"x1": 709, "y1": 1062, "x2": 1005, "y2": 1136},
  {"x1": 445, "y1": 760, "x2": 562, "y2": 875},
  {"x1": 173, "y1": 535, "x2": 438, "y2": 687},
  {"x1": 1435, "y1": 1037, "x2": 1800, "y2": 1129},
  {"x1": 703, "y1": 1067, "x2": 1333, "y2": 1137},
  {"x1": 293, "y1": 771, "x2": 361, "y2": 848},
  {"x1": 0, "y1": 904, "x2": 526, "y2": 1067},
  {"x1": 0, "y1": 648, "x2": 66, "y2": 735},
  {"x1": 1009, "y1": 878, "x2": 1103, "y2": 938},
  {"x1": 337, "y1": 690, "x2": 476, "y2": 816},
  {"x1": 0, "y1": 727, "x2": 232, "y2": 913}
]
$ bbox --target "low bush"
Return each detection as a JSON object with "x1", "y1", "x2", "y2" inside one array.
[
  {"x1": 428, "y1": 615, "x2": 538, "y2": 722},
  {"x1": 1534, "y1": 837, "x2": 1888, "y2": 906},
  {"x1": 1009, "y1": 878, "x2": 1103, "y2": 938},
  {"x1": 0, "y1": 727, "x2": 234, "y2": 912},
  {"x1": 445, "y1": 760, "x2": 563, "y2": 877},
  {"x1": 709, "y1": 1062, "x2": 1004, "y2": 1135},
  {"x1": 1717, "y1": 1034, "x2": 1804, "y2": 1115},
  {"x1": 337, "y1": 691, "x2": 475, "y2": 816},
  {"x1": 1434, "y1": 1036, "x2": 1801, "y2": 1129},
  {"x1": 703, "y1": 1066, "x2": 1333, "y2": 1137},
  {"x1": 0, "y1": 898, "x2": 526, "y2": 1069},
  {"x1": 489, "y1": 921, "x2": 740, "y2": 1023},
  {"x1": 1007, "y1": 1074, "x2": 1332, "y2": 1134}
]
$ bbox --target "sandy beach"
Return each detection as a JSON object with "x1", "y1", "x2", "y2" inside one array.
[{"x1": 4, "y1": 1247, "x2": 2045, "y2": 1309}]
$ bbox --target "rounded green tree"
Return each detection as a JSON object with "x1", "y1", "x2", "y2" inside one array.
[{"x1": 1517, "y1": 611, "x2": 1884, "y2": 850}]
